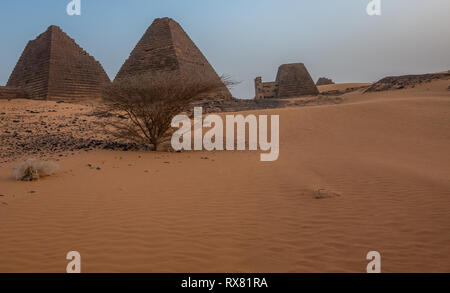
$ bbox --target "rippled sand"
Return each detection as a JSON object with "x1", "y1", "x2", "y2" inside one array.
[{"x1": 1, "y1": 80, "x2": 449, "y2": 272}]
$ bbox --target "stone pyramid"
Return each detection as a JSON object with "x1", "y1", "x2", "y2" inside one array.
[
  {"x1": 7, "y1": 25, "x2": 110, "y2": 100},
  {"x1": 115, "y1": 17, "x2": 232, "y2": 99},
  {"x1": 276, "y1": 63, "x2": 319, "y2": 97}
]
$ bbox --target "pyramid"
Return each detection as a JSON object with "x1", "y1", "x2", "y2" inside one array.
[
  {"x1": 275, "y1": 63, "x2": 319, "y2": 97},
  {"x1": 7, "y1": 25, "x2": 110, "y2": 100},
  {"x1": 115, "y1": 17, "x2": 232, "y2": 99},
  {"x1": 316, "y1": 77, "x2": 334, "y2": 86}
]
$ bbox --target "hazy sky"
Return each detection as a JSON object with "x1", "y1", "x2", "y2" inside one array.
[{"x1": 0, "y1": 0, "x2": 449, "y2": 98}]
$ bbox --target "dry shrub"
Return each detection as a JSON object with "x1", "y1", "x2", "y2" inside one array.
[
  {"x1": 99, "y1": 72, "x2": 234, "y2": 151},
  {"x1": 13, "y1": 159, "x2": 59, "y2": 181}
]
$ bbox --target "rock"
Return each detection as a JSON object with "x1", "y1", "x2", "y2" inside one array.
[{"x1": 366, "y1": 72, "x2": 450, "y2": 93}]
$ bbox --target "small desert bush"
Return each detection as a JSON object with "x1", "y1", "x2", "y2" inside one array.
[{"x1": 13, "y1": 159, "x2": 59, "y2": 181}]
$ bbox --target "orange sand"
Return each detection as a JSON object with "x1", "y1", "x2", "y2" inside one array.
[{"x1": 1, "y1": 80, "x2": 449, "y2": 273}]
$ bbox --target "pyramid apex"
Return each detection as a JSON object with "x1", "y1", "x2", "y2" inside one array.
[
  {"x1": 279, "y1": 63, "x2": 305, "y2": 68},
  {"x1": 153, "y1": 17, "x2": 177, "y2": 24},
  {"x1": 46, "y1": 25, "x2": 62, "y2": 32}
]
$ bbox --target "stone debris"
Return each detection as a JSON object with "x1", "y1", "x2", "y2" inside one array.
[
  {"x1": 0, "y1": 102, "x2": 140, "y2": 163},
  {"x1": 365, "y1": 73, "x2": 450, "y2": 93}
]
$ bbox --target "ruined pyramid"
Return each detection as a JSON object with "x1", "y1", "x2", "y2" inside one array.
[
  {"x1": 255, "y1": 63, "x2": 319, "y2": 99},
  {"x1": 115, "y1": 17, "x2": 232, "y2": 99},
  {"x1": 7, "y1": 25, "x2": 110, "y2": 100},
  {"x1": 275, "y1": 63, "x2": 319, "y2": 97}
]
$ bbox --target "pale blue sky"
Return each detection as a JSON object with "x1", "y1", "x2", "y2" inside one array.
[{"x1": 0, "y1": 0, "x2": 449, "y2": 98}]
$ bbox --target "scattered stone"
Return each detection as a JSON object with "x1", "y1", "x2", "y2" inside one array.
[{"x1": 365, "y1": 72, "x2": 450, "y2": 93}]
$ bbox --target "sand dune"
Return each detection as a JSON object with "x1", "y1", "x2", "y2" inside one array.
[{"x1": 0, "y1": 79, "x2": 449, "y2": 272}]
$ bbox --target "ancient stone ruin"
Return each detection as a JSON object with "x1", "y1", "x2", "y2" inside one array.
[
  {"x1": 316, "y1": 77, "x2": 335, "y2": 86},
  {"x1": 7, "y1": 25, "x2": 110, "y2": 100},
  {"x1": 115, "y1": 17, "x2": 231, "y2": 100},
  {"x1": 255, "y1": 63, "x2": 318, "y2": 99}
]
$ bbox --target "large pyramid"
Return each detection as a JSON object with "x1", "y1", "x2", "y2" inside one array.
[
  {"x1": 115, "y1": 17, "x2": 232, "y2": 99},
  {"x1": 7, "y1": 25, "x2": 110, "y2": 100}
]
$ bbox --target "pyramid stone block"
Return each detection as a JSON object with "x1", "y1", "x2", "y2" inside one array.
[
  {"x1": 115, "y1": 18, "x2": 231, "y2": 100},
  {"x1": 0, "y1": 86, "x2": 26, "y2": 100},
  {"x1": 7, "y1": 25, "x2": 110, "y2": 100}
]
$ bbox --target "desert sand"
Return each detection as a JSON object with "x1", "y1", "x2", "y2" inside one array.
[
  {"x1": 317, "y1": 82, "x2": 372, "y2": 93},
  {"x1": 1, "y1": 79, "x2": 449, "y2": 273}
]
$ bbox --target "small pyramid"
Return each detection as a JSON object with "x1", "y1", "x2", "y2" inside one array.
[
  {"x1": 7, "y1": 25, "x2": 110, "y2": 100},
  {"x1": 276, "y1": 63, "x2": 319, "y2": 97},
  {"x1": 115, "y1": 18, "x2": 231, "y2": 99},
  {"x1": 316, "y1": 77, "x2": 334, "y2": 86}
]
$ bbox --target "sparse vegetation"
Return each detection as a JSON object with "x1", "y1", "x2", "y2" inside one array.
[
  {"x1": 13, "y1": 159, "x2": 59, "y2": 181},
  {"x1": 100, "y1": 73, "x2": 233, "y2": 151}
]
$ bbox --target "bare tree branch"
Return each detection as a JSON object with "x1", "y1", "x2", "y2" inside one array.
[{"x1": 98, "y1": 72, "x2": 235, "y2": 151}]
